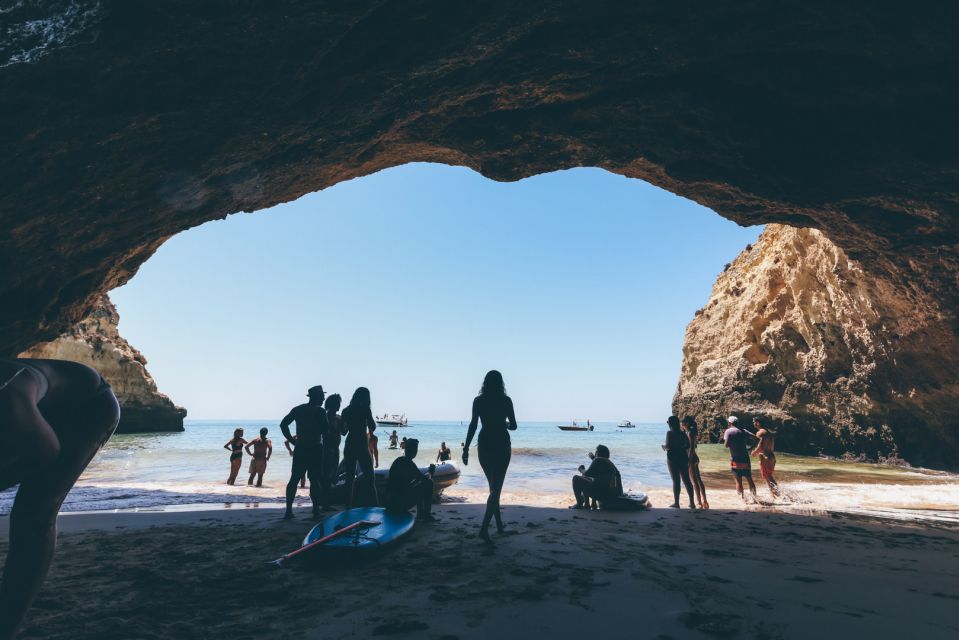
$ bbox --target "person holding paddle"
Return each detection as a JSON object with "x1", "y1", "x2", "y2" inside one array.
[
  {"x1": 280, "y1": 385, "x2": 330, "y2": 520},
  {"x1": 463, "y1": 370, "x2": 518, "y2": 543}
]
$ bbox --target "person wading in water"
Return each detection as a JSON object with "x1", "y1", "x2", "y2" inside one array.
[
  {"x1": 223, "y1": 428, "x2": 247, "y2": 485},
  {"x1": 0, "y1": 357, "x2": 121, "y2": 639},
  {"x1": 463, "y1": 370, "x2": 517, "y2": 543},
  {"x1": 340, "y1": 387, "x2": 379, "y2": 510},
  {"x1": 245, "y1": 427, "x2": 272, "y2": 487},
  {"x1": 280, "y1": 385, "x2": 329, "y2": 519},
  {"x1": 751, "y1": 417, "x2": 780, "y2": 497}
]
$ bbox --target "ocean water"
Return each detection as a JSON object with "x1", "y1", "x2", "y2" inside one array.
[{"x1": 1, "y1": 419, "x2": 956, "y2": 514}]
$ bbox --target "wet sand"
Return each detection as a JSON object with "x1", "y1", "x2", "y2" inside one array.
[{"x1": 3, "y1": 491, "x2": 959, "y2": 639}]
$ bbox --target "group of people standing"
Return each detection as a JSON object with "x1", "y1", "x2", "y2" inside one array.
[{"x1": 664, "y1": 414, "x2": 779, "y2": 509}]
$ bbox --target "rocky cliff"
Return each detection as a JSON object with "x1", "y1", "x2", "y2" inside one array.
[
  {"x1": 20, "y1": 295, "x2": 186, "y2": 433},
  {"x1": 1, "y1": 3, "x2": 957, "y2": 460},
  {"x1": 673, "y1": 225, "x2": 959, "y2": 467}
]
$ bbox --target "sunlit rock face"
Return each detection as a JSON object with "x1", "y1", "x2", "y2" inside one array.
[
  {"x1": 673, "y1": 225, "x2": 959, "y2": 467},
  {"x1": 1, "y1": 4, "x2": 957, "y2": 456},
  {"x1": 20, "y1": 295, "x2": 186, "y2": 433}
]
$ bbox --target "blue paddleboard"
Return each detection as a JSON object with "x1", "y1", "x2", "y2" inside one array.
[{"x1": 302, "y1": 507, "x2": 415, "y2": 555}]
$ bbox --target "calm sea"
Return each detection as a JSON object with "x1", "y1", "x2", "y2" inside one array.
[{"x1": 2, "y1": 419, "x2": 955, "y2": 513}]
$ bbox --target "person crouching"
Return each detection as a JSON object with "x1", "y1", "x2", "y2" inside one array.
[
  {"x1": 385, "y1": 438, "x2": 437, "y2": 522},
  {"x1": 570, "y1": 445, "x2": 622, "y2": 510}
]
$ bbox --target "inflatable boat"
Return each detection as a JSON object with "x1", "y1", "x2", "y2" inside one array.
[{"x1": 329, "y1": 461, "x2": 460, "y2": 505}]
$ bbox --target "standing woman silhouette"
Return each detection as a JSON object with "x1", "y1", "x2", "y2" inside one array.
[
  {"x1": 463, "y1": 370, "x2": 517, "y2": 542},
  {"x1": 340, "y1": 387, "x2": 379, "y2": 510}
]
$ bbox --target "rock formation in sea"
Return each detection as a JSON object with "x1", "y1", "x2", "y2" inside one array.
[
  {"x1": 20, "y1": 295, "x2": 186, "y2": 433},
  {"x1": 1, "y1": 4, "x2": 957, "y2": 461},
  {"x1": 673, "y1": 225, "x2": 959, "y2": 467}
]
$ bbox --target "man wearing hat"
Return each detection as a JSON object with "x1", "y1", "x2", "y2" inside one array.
[
  {"x1": 723, "y1": 416, "x2": 757, "y2": 501},
  {"x1": 279, "y1": 385, "x2": 330, "y2": 519}
]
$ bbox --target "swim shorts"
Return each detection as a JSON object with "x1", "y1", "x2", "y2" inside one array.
[{"x1": 730, "y1": 458, "x2": 752, "y2": 478}]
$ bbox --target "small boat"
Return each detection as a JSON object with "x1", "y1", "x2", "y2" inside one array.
[
  {"x1": 331, "y1": 462, "x2": 461, "y2": 502},
  {"x1": 617, "y1": 420, "x2": 636, "y2": 428},
  {"x1": 376, "y1": 413, "x2": 408, "y2": 427},
  {"x1": 558, "y1": 420, "x2": 593, "y2": 432}
]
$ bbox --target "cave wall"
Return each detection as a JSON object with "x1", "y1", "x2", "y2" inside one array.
[
  {"x1": 673, "y1": 225, "x2": 959, "y2": 467},
  {"x1": 1, "y1": 2, "x2": 958, "y2": 459},
  {"x1": 19, "y1": 294, "x2": 186, "y2": 433}
]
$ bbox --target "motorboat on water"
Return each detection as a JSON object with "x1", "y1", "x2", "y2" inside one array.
[
  {"x1": 376, "y1": 413, "x2": 408, "y2": 427},
  {"x1": 558, "y1": 420, "x2": 593, "y2": 432},
  {"x1": 617, "y1": 420, "x2": 636, "y2": 428}
]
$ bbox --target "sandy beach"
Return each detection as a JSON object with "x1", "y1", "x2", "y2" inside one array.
[{"x1": 3, "y1": 488, "x2": 958, "y2": 640}]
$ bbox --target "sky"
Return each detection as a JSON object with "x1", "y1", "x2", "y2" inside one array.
[{"x1": 110, "y1": 163, "x2": 761, "y2": 422}]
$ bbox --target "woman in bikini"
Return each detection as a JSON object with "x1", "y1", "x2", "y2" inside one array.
[
  {"x1": 463, "y1": 370, "x2": 518, "y2": 543},
  {"x1": 663, "y1": 416, "x2": 696, "y2": 509},
  {"x1": 340, "y1": 387, "x2": 378, "y2": 509},
  {"x1": 223, "y1": 428, "x2": 247, "y2": 485},
  {"x1": 682, "y1": 416, "x2": 709, "y2": 509},
  {"x1": 0, "y1": 357, "x2": 120, "y2": 639}
]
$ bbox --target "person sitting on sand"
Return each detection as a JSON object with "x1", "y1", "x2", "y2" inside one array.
[
  {"x1": 323, "y1": 393, "x2": 342, "y2": 509},
  {"x1": 280, "y1": 385, "x2": 330, "y2": 519},
  {"x1": 223, "y1": 428, "x2": 247, "y2": 485},
  {"x1": 682, "y1": 416, "x2": 709, "y2": 509},
  {"x1": 663, "y1": 416, "x2": 696, "y2": 509},
  {"x1": 245, "y1": 427, "x2": 272, "y2": 487},
  {"x1": 0, "y1": 357, "x2": 120, "y2": 639},
  {"x1": 571, "y1": 445, "x2": 623, "y2": 510},
  {"x1": 751, "y1": 417, "x2": 780, "y2": 497},
  {"x1": 368, "y1": 430, "x2": 380, "y2": 468},
  {"x1": 724, "y1": 416, "x2": 757, "y2": 501},
  {"x1": 385, "y1": 438, "x2": 437, "y2": 521},
  {"x1": 389, "y1": 430, "x2": 399, "y2": 449},
  {"x1": 284, "y1": 439, "x2": 306, "y2": 488},
  {"x1": 436, "y1": 441, "x2": 452, "y2": 462}
]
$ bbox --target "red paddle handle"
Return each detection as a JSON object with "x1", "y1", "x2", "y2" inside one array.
[{"x1": 280, "y1": 520, "x2": 381, "y2": 562}]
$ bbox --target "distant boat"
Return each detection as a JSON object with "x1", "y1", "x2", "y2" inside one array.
[
  {"x1": 617, "y1": 420, "x2": 636, "y2": 428},
  {"x1": 558, "y1": 420, "x2": 593, "y2": 432},
  {"x1": 376, "y1": 414, "x2": 408, "y2": 427}
]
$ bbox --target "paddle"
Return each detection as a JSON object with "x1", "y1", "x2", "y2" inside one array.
[{"x1": 270, "y1": 520, "x2": 381, "y2": 566}]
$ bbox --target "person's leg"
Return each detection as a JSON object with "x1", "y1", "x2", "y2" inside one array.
[
  {"x1": 417, "y1": 478, "x2": 434, "y2": 519},
  {"x1": 745, "y1": 468, "x2": 757, "y2": 498},
  {"x1": 305, "y1": 445, "x2": 325, "y2": 517},
  {"x1": 285, "y1": 452, "x2": 308, "y2": 517},
  {"x1": 228, "y1": 457, "x2": 241, "y2": 485},
  {"x1": 355, "y1": 450, "x2": 378, "y2": 507},
  {"x1": 0, "y1": 361, "x2": 119, "y2": 640},
  {"x1": 247, "y1": 459, "x2": 255, "y2": 486},
  {"x1": 691, "y1": 463, "x2": 709, "y2": 508},
  {"x1": 734, "y1": 470, "x2": 745, "y2": 498},
  {"x1": 667, "y1": 459, "x2": 681, "y2": 507},
  {"x1": 490, "y1": 445, "x2": 511, "y2": 532},
  {"x1": 571, "y1": 475, "x2": 589, "y2": 507},
  {"x1": 680, "y1": 465, "x2": 695, "y2": 508},
  {"x1": 689, "y1": 461, "x2": 703, "y2": 507},
  {"x1": 477, "y1": 445, "x2": 500, "y2": 541},
  {"x1": 342, "y1": 451, "x2": 357, "y2": 510}
]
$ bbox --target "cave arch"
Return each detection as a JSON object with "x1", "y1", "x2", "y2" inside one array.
[{"x1": 2, "y1": 2, "x2": 958, "y2": 463}]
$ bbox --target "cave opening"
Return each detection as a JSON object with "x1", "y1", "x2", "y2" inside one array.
[{"x1": 106, "y1": 163, "x2": 762, "y2": 423}]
